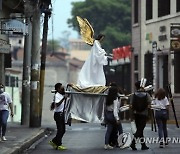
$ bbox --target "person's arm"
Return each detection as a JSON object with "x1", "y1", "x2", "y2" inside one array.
[
  {"x1": 9, "y1": 103, "x2": 14, "y2": 117},
  {"x1": 113, "y1": 98, "x2": 119, "y2": 122},
  {"x1": 165, "y1": 96, "x2": 170, "y2": 110},
  {"x1": 6, "y1": 93, "x2": 14, "y2": 117}
]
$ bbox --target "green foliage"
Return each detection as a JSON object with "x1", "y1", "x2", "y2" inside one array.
[{"x1": 68, "y1": 0, "x2": 131, "y2": 52}]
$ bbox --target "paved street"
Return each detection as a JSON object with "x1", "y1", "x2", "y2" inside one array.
[{"x1": 24, "y1": 123, "x2": 180, "y2": 154}]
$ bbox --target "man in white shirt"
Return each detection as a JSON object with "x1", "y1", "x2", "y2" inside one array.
[
  {"x1": 49, "y1": 83, "x2": 67, "y2": 150},
  {"x1": 0, "y1": 83, "x2": 14, "y2": 141}
]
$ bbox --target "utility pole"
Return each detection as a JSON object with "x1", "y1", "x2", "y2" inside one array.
[
  {"x1": 21, "y1": 0, "x2": 32, "y2": 125},
  {"x1": 29, "y1": 1, "x2": 41, "y2": 128},
  {"x1": 39, "y1": 2, "x2": 51, "y2": 125}
]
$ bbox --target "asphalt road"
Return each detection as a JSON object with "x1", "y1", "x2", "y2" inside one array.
[{"x1": 23, "y1": 123, "x2": 180, "y2": 154}]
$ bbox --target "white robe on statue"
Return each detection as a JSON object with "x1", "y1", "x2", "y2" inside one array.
[{"x1": 77, "y1": 40, "x2": 108, "y2": 88}]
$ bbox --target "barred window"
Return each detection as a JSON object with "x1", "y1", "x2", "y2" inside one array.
[
  {"x1": 134, "y1": 0, "x2": 139, "y2": 23},
  {"x1": 5, "y1": 75, "x2": 19, "y2": 87},
  {"x1": 146, "y1": 0, "x2": 153, "y2": 20},
  {"x1": 158, "y1": 0, "x2": 170, "y2": 17},
  {"x1": 177, "y1": 0, "x2": 180, "y2": 12}
]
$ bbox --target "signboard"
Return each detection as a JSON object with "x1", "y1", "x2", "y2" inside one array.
[
  {"x1": 170, "y1": 24, "x2": 180, "y2": 51},
  {"x1": 0, "y1": 39, "x2": 11, "y2": 54},
  {"x1": 170, "y1": 40, "x2": 180, "y2": 51},
  {"x1": 170, "y1": 26, "x2": 180, "y2": 38},
  {"x1": 1, "y1": 19, "x2": 28, "y2": 36},
  {"x1": 152, "y1": 41, "x2": 157, "y2": 91}
]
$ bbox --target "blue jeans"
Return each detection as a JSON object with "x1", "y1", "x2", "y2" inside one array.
[
  {"x1": 155, "y1": 109, "x2": 168, "y2": 142},
  {"x1": 0, "y1": 110, "x2": 9, "y2": 137},
  {"x1": 105, "y1": 111, "x2": 123, "y2": 145}
]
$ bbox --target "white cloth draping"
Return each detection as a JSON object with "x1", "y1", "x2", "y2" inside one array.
[{"x1": 77, "y1": 40, "x2": 108, "y2": 88}]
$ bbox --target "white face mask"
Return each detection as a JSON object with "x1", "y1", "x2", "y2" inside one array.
[{"x1": 0, "y1": 88, "x2": 4, "y2": 93}]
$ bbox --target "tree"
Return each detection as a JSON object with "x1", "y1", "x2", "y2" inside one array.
[{"x1": 67, "y1": 0, "x2": 131, "y2": 52}]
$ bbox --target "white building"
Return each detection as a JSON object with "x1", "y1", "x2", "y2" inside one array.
[{"x1": 131, "y1": 0, "x2": 180, "y2": 121}]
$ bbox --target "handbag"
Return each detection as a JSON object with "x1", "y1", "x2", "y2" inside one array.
[{"x1": 131, "y1": 121, "x2": 137, "y2": 134}]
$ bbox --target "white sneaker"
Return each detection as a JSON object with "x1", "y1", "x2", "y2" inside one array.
[
  {"x1": 2, "y1": 136, "x2": 7, "y2": 141},
  {"x1": 104, "y1": 144, "x2": 114, "y2": 150}
]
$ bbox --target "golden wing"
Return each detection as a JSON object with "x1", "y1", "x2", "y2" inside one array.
[{"x1": 76, "y1": 16, "x2": 94, "y2": 46}]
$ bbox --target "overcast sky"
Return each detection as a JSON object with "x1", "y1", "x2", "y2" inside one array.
[{"x1": 48, "y1": 0, "x2": 84, "y2": 40}]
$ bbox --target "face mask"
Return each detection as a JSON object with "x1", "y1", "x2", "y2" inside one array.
[{"x1": 0, "y1": 88, "x2": 4, "y2": 94}]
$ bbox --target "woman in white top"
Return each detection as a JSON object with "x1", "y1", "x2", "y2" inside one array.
[
  {"x1": 152, "y1": 88, "x2": 169, "y2": 148},
  {"x1": 0, "y1": 83, "x2": 14, "y2": 141}
]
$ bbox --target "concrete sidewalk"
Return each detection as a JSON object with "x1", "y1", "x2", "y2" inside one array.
[{"x1": 0, "y1": 122, "x2": 48, "y2": 154}]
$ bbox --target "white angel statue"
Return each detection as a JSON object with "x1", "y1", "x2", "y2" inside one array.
[{"x1": 76, "y1": 16, "x2": 109, "y2": 88}]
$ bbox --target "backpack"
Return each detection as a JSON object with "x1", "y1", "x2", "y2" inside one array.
[{"x1": 132, "y1": 91, "x2": 148, "y2": 112}]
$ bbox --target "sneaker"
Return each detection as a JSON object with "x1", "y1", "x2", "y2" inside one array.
[
  {"x1": 104, "y1": 144, "x2": 114, "y2": 150},
  {"x1": 57, "y1": 145, "x2": 67, "y2": 150},
  {"x1": 130, "y1": 144, "x2": 137, "y2": 150},
  {"x1": 2, "y1": 136, "x2": 7, "y2": 141},
  {"x1": 48, "y1": 140, "x2": 57, "y2": 149}
]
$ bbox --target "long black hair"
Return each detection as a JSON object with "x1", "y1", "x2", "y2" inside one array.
[
  {"x1": 95, "y1": 34, "x2": 105, "y2": 40},
  {"x1": 106, "y1": 86, "x2": 118, "y2": 106}
]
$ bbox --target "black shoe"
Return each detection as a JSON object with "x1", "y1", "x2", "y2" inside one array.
[
  {"x1": 159, "y1": 142, "x2": 164, "y2": 148},
  {"x1": 130, "y1": 144, "x2": 137, "y2": 150},
  {"x1": 165, "y1": 142, "x2": 168, "y2": 146},
  {"x1": 141, "y1": 146, "x2": 149, "y2": 150}
]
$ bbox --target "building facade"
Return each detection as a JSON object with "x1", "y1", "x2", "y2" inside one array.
[{"x1": 131, "y1": 0, "x2": 180, "y2": 121}]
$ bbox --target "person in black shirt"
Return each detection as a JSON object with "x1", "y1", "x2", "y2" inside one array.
[{"x1": 130, "y1": 81, "x2": 151, "y2": 150}]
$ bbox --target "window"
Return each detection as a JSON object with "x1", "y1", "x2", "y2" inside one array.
[
  {"x1": 146, "y1": 0, "x2": 153, "y2": 20},
  {"x1": 177, "y1": 0, "x2": 180, "y2": 12},
  {"x1": 5, "y1": 75, "x2": 19, "y2": 87},
  {"x1": 134, "y1": 0, "x2": 139, "y2": 23},
  {"x1": 134, "y1": 55, "x2": 138, "y2": 71},
  {"x1": 5, "y1": 75, "x2": 10, "y2": 86},
  {"x1": 158, "y1": 0, "x2": 170, "y2": 17}
]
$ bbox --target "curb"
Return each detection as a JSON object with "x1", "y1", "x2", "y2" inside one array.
[{"x1": 7, "y1": 128, "x2": 47, "y2": 154}]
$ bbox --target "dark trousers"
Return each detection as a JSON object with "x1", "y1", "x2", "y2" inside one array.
[
  {"x1": 52, "y1": 112, "x2": 65, "y2": 146},
  {"x1": 155, "y1": 110, "x2": 168, "y2": 142},
  {"x1": 0, "y1": 110, "x2": 9, "y2": 137},
  {"x1": 105, "y1": 111, "x2": 123, "y2": 145},
  {"x1": 131, "y1": 114, "x2": 147, "y2": 147},
  {"x1": 109, "y1": 123, "x2": 123, "y2": 146}
]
